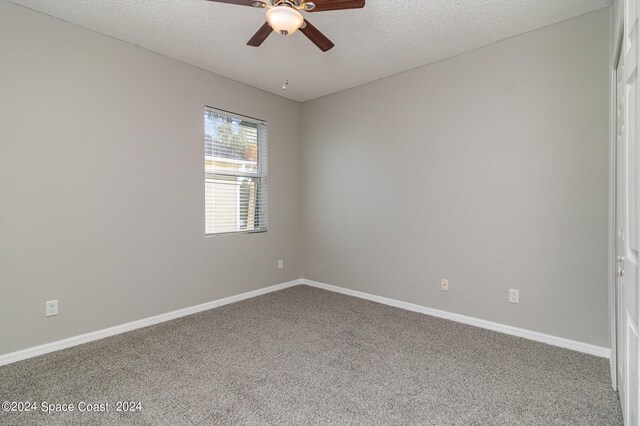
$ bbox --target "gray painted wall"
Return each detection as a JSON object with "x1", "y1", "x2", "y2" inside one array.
[
  {"x1": 301, "y1": 9, "x2": 610, "y2": 346},
  {"x1": 0, "y1": 0, "x2": 303, "y2": 355},
  {"x1": 0, "y1": 1, "x2": 612, "y2": 356}
]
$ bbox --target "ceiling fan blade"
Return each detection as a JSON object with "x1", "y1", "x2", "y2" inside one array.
[
  {"x1": 306, "y1": 0, "x2": 365, "y2": 12},
  {"x1": 205, "y1": 0, "x2": 260, "y2": 6},
  {"x1": 299, "y1": 19, "x2": 334, "y2": 52},
  {"x1": 247, "y1": 22, "x2": 273, "y2": 47}
]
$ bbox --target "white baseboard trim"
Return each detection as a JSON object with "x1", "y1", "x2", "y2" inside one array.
[
  {"x1": 0, "y1": 277, "x2": 610, "y2": 366},
  {"x1": 0, "y1": 279, "x2": 302, "y2": 367},
  {"x1": 301, "y1": 279, "x2": 610, "y2": 358}
]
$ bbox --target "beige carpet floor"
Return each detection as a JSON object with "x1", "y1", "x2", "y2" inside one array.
[{"x1": 0, "y1": 285, "x2": 623, "y2": 425}]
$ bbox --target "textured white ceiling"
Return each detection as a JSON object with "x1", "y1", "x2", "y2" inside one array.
[{"x1": 9, "y1": 0, "x2": 610, "y2": 102}]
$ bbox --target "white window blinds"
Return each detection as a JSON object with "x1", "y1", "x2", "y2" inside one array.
[{"x1": 205, "y1": 108, "x2": 267, "y2": 235}]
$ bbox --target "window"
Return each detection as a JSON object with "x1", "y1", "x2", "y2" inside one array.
[{"x1": 205, "y1": 107, "x2": 267, "y2": 235}]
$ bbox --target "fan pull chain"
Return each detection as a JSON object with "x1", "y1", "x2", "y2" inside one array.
[{"x1": 281, "y1": 32, "x2": 290, "y2": 92}]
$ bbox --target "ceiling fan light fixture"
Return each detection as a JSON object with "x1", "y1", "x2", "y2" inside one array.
[{"x1": 266, "y1": 5, "x2": 304, "y2": 36}]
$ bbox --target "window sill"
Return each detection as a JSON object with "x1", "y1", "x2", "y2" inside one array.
[{"x1": 205, "y1": 229, "x2": 268, "y2": 237}]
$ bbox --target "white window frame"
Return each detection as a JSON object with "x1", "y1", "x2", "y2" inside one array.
[{"x1": 205, "y1": 106, "x2": 268, "y2": 236}]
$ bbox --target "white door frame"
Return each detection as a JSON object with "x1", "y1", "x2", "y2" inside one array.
[
  {"x1": 611, "y1": 2, "x2": 640, "y2": 423},
  {"x1": 611, "y1": 20, "x2": 624, "y2": 391}
]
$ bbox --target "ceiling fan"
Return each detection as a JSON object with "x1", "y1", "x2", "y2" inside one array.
[{"x1": 205, "y1": 0, "x2": 365, "y2": 52}]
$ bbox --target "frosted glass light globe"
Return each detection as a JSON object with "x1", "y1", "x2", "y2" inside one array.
[{"x1": 266, "y1": 6, "x2": 304, "y2": 36}]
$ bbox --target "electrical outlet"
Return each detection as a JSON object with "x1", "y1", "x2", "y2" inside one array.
[
  {"x1": 509, "y1": 289, "x2": 520, "y2": 304},
  {"x1": 278, "y1": 259, "x2": 284, "y2": 269},
  {"x1": 441, "y1": 279, "x2": 449, "y2": 291},
  {"x1": 45, "y1": 300, "x2": 58, "y2": 317}
]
